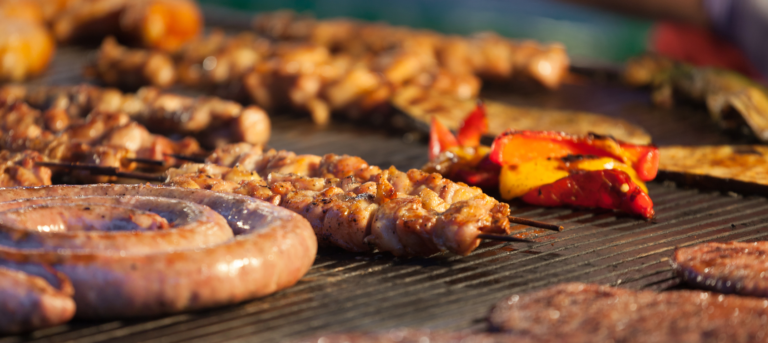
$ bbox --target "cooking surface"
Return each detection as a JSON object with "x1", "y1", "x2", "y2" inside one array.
[{"x1": 3, "y1": 48, "x2": 768, "y2": 343}]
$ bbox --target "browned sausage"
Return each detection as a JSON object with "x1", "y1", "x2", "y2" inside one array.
[
  {"x1": 0, "y1": 184, "x2": 316, "y2": 331},
  {"x1": 0, "y1": 264, "x2": 75, "y2": 334}
]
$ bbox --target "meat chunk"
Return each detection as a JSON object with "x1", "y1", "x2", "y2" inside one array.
[
  {"x1": 292, "y1": 330, "x2": 531, "y2": 343},
  {"x1": 489, "y1": 283, "x2": 768, "y2": 343},
  {"x1": 673, "y1": 241, "x2": 768, "y2": 297}
]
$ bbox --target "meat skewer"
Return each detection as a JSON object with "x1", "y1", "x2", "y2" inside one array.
[
  {"x1": 160, "y1": 143, "x2": 564, "y2": 255},
  {"x1": 36, "y1": 161, "x2": 168, "y2": 182},
  {"x1": 88, "y1": 10, "x2": 568, "y2": 126},
  {"x1": 0, "y1": 184, "x2": 316, "y2": 334},
  {"x1": 0, "y1": 84, "x2": 272, "y2": 149},
  {"x1": 0, "y1": 99, "x2": 206, "y2": 182},
  {"x1": 252, "y1": 10, "x2": 569, "y2": 89}
]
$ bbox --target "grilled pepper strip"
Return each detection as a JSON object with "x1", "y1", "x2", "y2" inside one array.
[
  {"x1": 490, "y1": 130, "x2": 659, "y2": 181},
  {"x1": 521, "y1": 169, "x2": 655, "y2": 219},
  {"x1": 499, "y1": 156, "x2": 648, "y2": 200},
  {"x1": 456, "y1": 101, "x2": 487, "y2": 147},
  {"x1": 429, "y1": 117, "x2": 459, "y2": 160}
]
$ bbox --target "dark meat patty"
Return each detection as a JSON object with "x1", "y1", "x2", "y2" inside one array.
[
  {"x1": 291, "y1": 330, "x2": 534, "y2": 343},
  {"x1": 673, "y1": 241, "x2": 768, "y2": 296},
  {"x1": 489, "y1": 283, "x2": 768, "y2": 343}
]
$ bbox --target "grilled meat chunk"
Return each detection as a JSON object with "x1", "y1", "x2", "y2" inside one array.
[
  {"x1": 489, "y1": 283, "x2": 768, "y2": 343},
  {"x1": 673, "y1": 241, "x2": 768, "y2": 297},
  {"x1": 0, "y1": 84, "x2": 271, "y2": 148},
  {"x1": 291, "y1": 330, "x2": 531, "y2": 343},
  {"x1": 0, "y1": 150, "x2": 52, "y2": 187}
]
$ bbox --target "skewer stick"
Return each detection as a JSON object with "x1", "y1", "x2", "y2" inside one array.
[
  {"x1": 36, "y1": 161, "x2": 167, "y2": 182},
  {"x1": 36, "y1": 161, "x2": 120, "y2": 174},
  {"x1": 115, "y1": 171, "x2": 168, "y2": 182},
  {"x1": 125, "y1": 157, "x2": 166, "y2": 167},
  {"x1": 477, "y1": 234, "x2": 534, "y2": 243},
  {"x1": 508, "y1": 216, "x2": 563, "y2": 231},
  {"x1": 164, "y1": 153, "x2": 206, "y2": 163}
]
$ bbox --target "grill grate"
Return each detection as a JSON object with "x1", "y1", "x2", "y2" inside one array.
[{"x1": 3, "y1": 45, "x2": 768, "y2": 343}]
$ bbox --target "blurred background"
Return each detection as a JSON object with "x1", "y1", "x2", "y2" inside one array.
[{"x1": 200, "y1": 0, "x2": 651, "y2": 64}]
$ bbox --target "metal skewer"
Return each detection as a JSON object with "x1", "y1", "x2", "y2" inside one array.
[
  {"x1": 124, "y1": 157, "x2": 166, "y2": 167},
  {"x1": 508, "y1": 216, "x2": 563, "y2": 231},
  {"x1": 164, "y1": 153, "x2": 206, "y2": 163},
  {"x1": 477, "y1": 234, "x2": 535, "y2": 243},
  {"x1": 36, "y1": 161, "x2": 168, "y2": 182}
]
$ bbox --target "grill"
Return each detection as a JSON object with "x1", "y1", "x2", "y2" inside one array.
[{"x1": 3, "y1": 35, "x2": 767, "y2": 343}]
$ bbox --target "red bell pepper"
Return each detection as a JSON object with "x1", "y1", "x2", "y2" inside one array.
[
  {"x1": 521, "y1": 169, "x2": 655, "y2": 219},
  {"x1": 448, "y1": 154, "x2": 501, "y2": 189},
  {"x1": 456, "y1": 101, "x2": 487, "y2": 147},
  {"x1": 489, "y1": 131, "x2": 659, "y2": 181},
  {"x1": 429, "y1": 117, "x2": 458, "y2": 160}
]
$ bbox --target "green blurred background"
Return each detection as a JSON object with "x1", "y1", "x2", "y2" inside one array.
[{"x1": 200, "y1": 0, "x2": 652, "y2": 64}]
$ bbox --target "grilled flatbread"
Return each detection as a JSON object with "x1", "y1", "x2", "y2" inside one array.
[
  {"x1": 659, "y1": 145, "x2": 768, "y2": 194},
  {"x1": 392, "y1": 86, "x2": 652, "y2": 145}
]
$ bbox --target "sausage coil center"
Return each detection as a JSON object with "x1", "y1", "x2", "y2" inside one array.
[{"x1": 0, "y1": 184, "x2": 317, "y2": 334}]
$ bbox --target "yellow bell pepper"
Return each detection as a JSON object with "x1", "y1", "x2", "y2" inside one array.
[{"x1": 499, "y1": 157, "x2": 648, "y2": 200}]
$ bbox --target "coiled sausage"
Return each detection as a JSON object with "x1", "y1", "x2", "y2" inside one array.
[{"x1": 0, "y1": 184, "x2": 316, "y2": 333}]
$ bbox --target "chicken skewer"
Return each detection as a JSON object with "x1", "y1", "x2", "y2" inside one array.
[
  {"x1": 88, "y1": 10, "x2": 567, "y2": 126},
  {"x1": 252, "y1": 10, "x2": 569, "y2": 89},
  {"x1": 0, "y1": 99, "x2": 204, "y2": 182},
  {"x1": 0, "y1": 84, "x2": 271, "y2": 148},
  {"x1": 161, "y1": 143, "x2": 561, "y2": 256}
]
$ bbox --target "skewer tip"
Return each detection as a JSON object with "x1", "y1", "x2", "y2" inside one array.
[
  {"x1": 508, "y1": 216, "x2": 563, "y2": 232},
  {"x1": 477, "y1": 234, "x2": 534, "y2": 243}
]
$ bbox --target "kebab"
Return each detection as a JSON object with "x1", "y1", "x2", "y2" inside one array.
[
  {"x1": 0, "y1": 99, "x2": 203, "y2": 182},
  {"x1": 0, "y1": 84, "x2": 271, "y2": 148},
  {"x1": 252, "y1": 10, "x2": 570, "y2": 89},
  {"x1": 0, "y1": 184, "x2": 316, "y2": 334},
  {"x1": 157, "y1": 143, "x2": 562, "y2": 256},
  {"x1": 97, "y1": 35, "x2": 479, "y2": 126},
  {"x1": 89, "y1": 10, "x2": 567, "y2": 126},
  {"x1": 423, "y1": 102, "x2": 659, "y2": 218}
]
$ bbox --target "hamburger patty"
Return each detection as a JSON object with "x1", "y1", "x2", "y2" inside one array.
[
  {"x1": 291, "y1": 330, "x2": 532, "y2": 343},
  {"x1": 673, "y1": 241, "x2": 768, "y2": 297},
  {"x1": 489, "y1": 283, "x2": 768, "y2": 343}
]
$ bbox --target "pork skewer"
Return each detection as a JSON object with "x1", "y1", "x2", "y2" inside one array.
[
  {"x1": 0, "y1": 84, "x2": 271, "y2": 148},
  {"x1": 0, "y1": 98, "x2": 205, "y2": 182},
  {"x1": 162, "y1": 143, "x2": 562, "y2": 256},
  {"x1": 88, "y1": 10, "x2": 568, "y2": 126}
]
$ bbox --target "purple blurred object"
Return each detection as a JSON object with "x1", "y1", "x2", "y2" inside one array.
[{"x1": 704, "y1": 0, "x2": 768, "y2": 78}]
